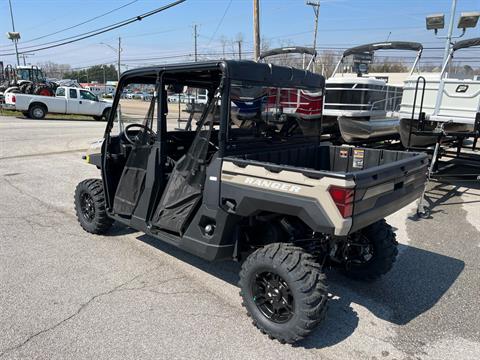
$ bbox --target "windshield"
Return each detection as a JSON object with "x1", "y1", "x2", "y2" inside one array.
[
  {"x1": 16, "y1": 68, "x2": 46, "y2": 82},
  {"x1": 79, "y1": 90, "x2": 97, "y2": 101},
  {"x1": 228, "y1": 81, "x2": 323, "y2": 144}
]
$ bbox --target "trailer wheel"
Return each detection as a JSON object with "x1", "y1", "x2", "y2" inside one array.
[
  {"x1": 74, "y1": 179, "x2": 113, "y2": 234},
  {"x1": 342, "y1": 219, "x2": 398, "y2": 281},
  {"x1": 239, "y1": 243, "x2": 328, "y2": 344},
  {"x1": 28, "y1": 104, "x2": 47, "y2": 119}
]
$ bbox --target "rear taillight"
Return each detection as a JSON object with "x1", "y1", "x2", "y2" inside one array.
[
  {"x1": 11, "y1": 95, "x2": 16, "y2": 103},
  {"x1": 328, "y1": 186, "x2": 354, "y2": 218}
]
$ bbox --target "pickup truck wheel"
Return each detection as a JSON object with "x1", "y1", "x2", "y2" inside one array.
[
  {"x1": 74, "y1": 179, "x2": 113, "y2": 234},
  {"x1": 29, "y1": 104, "x2": 46, "y2": 119},
  {"x1": 239, "y1": 243, "x2": 328, "y2": 344},
  {"x1": 342, "y1": 219, "x2": 398, "y2": 281},
  {"x1": 102, "y1": 108, "x2": 111, "y2": 121}
]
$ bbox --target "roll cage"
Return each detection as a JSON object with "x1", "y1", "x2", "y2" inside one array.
[{"x1": 104, "y1": 60, "x2": 325, "y2": 153}]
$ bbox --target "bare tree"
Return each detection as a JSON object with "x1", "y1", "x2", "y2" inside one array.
[
  {"x1": 38, "y1": 61, "x2": 72, "y2": 79},
  {"x1": 317, "y1": 50, "x2": 341, "y2": 77},
  {"x1": 260, "y1": 36, "x2": 271, "y2": 53}
]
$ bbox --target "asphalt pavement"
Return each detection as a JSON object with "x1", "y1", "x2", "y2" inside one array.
[{"x1": 1, "y1": 115, "x2": 479, "y2": 360}]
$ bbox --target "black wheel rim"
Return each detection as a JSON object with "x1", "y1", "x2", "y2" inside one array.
[
  {"x1": 252, "y1": 271, "x2": 294, "y2": 323},
  {"x1": 80, "y1": 192, "x2": 95, "y2": 223}
]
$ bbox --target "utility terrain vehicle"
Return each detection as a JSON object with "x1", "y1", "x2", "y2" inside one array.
[{"x1": 74, "y1": 60, "x2": 428, "y2": 344}]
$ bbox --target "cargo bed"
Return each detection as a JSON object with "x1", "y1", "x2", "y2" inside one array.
[{"x1": 222, "y1": 143, "x2": 428, "y2": 235}]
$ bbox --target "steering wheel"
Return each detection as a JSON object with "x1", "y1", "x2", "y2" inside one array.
[{"x1": 123, "y1": 123, "x2": 156, "y2": 145}]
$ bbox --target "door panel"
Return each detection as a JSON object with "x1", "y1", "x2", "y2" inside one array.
[
  {"x1": 77, "y1": 90, "x2": 100, "y2": 115},
  {"x1": 66, "y1": 88, "x2": 80, "y2": 114}
]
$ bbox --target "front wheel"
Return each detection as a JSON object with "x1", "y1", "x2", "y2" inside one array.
[
  {"x1": 74, "y1": 179, "x2": 113, "y2": 234},
  {"x1": 239, "y1": 243, "x2": 328, "y2": 344},
  {"x1": 341, "y1": 219, "x2": 398, "y2": 281}
]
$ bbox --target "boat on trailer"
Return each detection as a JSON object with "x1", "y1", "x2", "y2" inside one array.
[
  {"x1": 398, "y1": 37, "x2": 480, "y2": 148},
  {"x1": 323, "y1": 41, "x2": 424, "y2": 143}
]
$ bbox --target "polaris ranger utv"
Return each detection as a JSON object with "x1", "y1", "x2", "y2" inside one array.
[{"x1": 74, "y1": 60, "x2": 428, "y2": 344}]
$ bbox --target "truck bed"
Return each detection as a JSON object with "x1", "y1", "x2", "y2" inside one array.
[{"x1": 222, "y1": 142, "x2": 428, "y2": 235}]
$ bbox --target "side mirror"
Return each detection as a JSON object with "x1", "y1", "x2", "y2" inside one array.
[{"x1": 95, "y1": 95, "x2": 99, "y2": 101}]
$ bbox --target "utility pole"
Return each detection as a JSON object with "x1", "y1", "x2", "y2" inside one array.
[
  {"x1": 442, "y1": 0, "x2": 457, "y2": 65},
  {"x1": 236, "y1": 33, "x2": 243, "y2": 60},
  {"x1": 21, "y1": 53, "x2": 34, "y2": 66},
  {"x1": 117, "y1": 37, "x2": 122, "y2": 81},
  {"x1": 306, "y1": 1, "x2": 320, "y2": 52},
  {"x1": 8, "y1": 0, "x2": 20, "y2": 66},
  {"x1": 253, "y1": 0, "x2": 260, "y2": 61},
  {"x1": 193, "y1": 24, "x2": 199, "y2": 62}
]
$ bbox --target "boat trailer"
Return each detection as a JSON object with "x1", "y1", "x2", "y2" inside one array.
[{"x1": 406, "y1": 76, "x2": 480, "y2": 217}]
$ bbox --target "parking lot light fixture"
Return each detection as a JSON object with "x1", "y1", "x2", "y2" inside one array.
[
  {"x1": 426, "y1": 13, "x2": 445, "y2": 34},
  {"x1": 458, "y1": 12, "x2": 480, "y2": 29}
]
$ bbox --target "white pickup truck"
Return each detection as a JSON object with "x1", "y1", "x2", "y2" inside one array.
[{"x1": 4, "y1": 86, "x2": 113, "y2": 120}]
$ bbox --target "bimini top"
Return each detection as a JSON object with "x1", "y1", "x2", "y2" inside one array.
[
  {"x1": 342, "y1": 41, "x2": 423, "y2": 57},
  {"x1": 452, "y1": 37, "x2": 480, "y2": 51},
  {"x1": 259, "y1": 46, "x2": 317, "y2": 60},
  {"x1": 120, "y1": 60, "x2": 325, "y2": 89}
]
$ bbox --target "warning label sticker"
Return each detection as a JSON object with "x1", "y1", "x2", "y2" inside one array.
[{"x1": 353, "y1": 149, "x2": 365, "y2": 168}]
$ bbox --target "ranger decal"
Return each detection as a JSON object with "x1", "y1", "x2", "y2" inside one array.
[{"x1": 244, "y1": 177, "x2": 302, "y2": 193}]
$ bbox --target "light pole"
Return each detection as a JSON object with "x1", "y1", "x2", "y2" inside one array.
[
  {"x1": 7, "y1": 0, "x2": 20, "y2": 66},
  {"x1": 102, "y1": 65, "x2": 106, "y2": 96},
  {"x1": 426, "y1": 1, "x2": 480, "y2": 66},
  {"x1": 100, "y1": 38, "x2": 122, "y2": 81}
]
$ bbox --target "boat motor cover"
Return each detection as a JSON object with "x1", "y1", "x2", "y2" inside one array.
[
  {"x1": 452, "y1": 37, "x2": 480, "y2": 51},
  {"x1": 343, "y1": 41, "x2": 423, "y2": 57}
]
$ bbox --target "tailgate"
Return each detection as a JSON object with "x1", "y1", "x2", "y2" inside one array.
[{"x1": 349, "y1": 152, "x2": 428, "y2": 233}]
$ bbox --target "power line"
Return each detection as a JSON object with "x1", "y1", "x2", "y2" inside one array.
[
  {"x1": 0, "y1": 0, "x2": 186, "y2": 56},
  {"x1": 0, "y1": 0, "x2": 139, "y2": 49},
  {"x1": 207, "y1": 0, "x2": 233, "y2": 46}
]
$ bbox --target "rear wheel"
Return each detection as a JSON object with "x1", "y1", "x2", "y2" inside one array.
[
  {"x1": 74, "y1": 179, "x2": 113, "y2": 234},
  {"x1": 28, "y1": 104, "x2": 46, "y2": 119},
  {"x1": 341, "y1": 219, "x2": 398, "y2": 281},
  {"x1": 239, "y1": 243, "x2": 328, "y2": 344}
]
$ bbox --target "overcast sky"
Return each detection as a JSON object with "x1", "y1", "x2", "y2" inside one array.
[{"x1": 1, "y1": 0, "x2": 479, "y2": 69}]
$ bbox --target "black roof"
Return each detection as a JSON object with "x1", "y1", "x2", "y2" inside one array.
[
  {"x1": 452, "y1": 37, "x2": 480, "y2": 51},
  {"x1": 343, "y1": 41, "x2": 423, "y2": 57},
  {"x1": 120, "y1": 60, "x2": 324, "y2": 89},
  {"x1": 259, "y1": 46, "x2": 317, "y2": 60}
]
